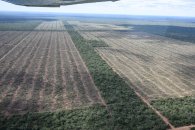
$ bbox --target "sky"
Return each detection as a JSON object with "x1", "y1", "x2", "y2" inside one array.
[{"x1": 0, "y1": 0, "x2": 195, "y2": 17}]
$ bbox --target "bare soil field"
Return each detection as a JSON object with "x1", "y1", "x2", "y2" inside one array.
[
  {"x1": 0, "y1": 21, "x2": 103, "y2": 115},
  {"x1": 0, "y1": 31, "x2": 30, "y2": 59},
  {"x1": 34, "y1": 20, "x2": 66, "y2": 31},
  {"x1": 70, "y1": 21, "x2": 195, "y2": 100},
  {"x1": 68, "y1": 20, "x2": 129, "y2": 31}
]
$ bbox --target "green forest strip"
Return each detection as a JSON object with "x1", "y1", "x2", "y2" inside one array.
[
  {"x1": 0, "y1": 105, "x2": 111, "y2": 130},
  {"x1": 65, "y1": 24, "x2": 168, "y2": 130},
  {"x1": 152, "y1": 97, "x2": 195, "y2": 127}
]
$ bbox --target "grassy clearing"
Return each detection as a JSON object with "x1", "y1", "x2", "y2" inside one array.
[{"x1": 65, "y1": 24, "x2": 168, "y2": 130}]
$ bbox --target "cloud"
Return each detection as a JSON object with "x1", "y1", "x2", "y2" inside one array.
[{"x1": 117, "y1": 0, "x2": 195, "y2": 8}]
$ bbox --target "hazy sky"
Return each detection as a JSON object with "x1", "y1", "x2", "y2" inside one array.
[{"x1": 0, "y1": 0, "x2": 195, "y2": 17}]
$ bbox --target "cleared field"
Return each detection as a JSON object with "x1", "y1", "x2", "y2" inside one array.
[
  {"x1": 97, "y1": 32, "x2": 195, "y2": 100},
  {"x1": 0, "y1": 31, "x2": 30, "y2": 59},
  {"x1": 34, "y1": 21, "x2": 66, "y2": 31},
  {"x1": 0, "y1": 22, "x2": 102, "y2": 115},
  {"x1": 68, "y1": 21, "x2": 129, "y2": 31},
  {"x1": 99, "y1": 32, "x2": 195, "y2": 100},
  {"x1": 70, "y1": 21, "x2": 195, "y2": 100}
]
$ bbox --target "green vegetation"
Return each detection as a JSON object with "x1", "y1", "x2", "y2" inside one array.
[
  {"x1": 65, "y1": 24, "x2": 168, "y2": 130},
  {"x1": 152, "y1": 97, "x2": 195, "y2": 127},
  {"x1": 87, "y1": 39, "x2": 109, "y2": 47},
  {"x1": 130, "y1": 25, "x2": 195, "y2": 44},
  {"x1": 0, "y1": 20, "x2": 41, "y2": 31},
  {"x1": 0, "y1": 105, "x2": 110, "y2": 130}
]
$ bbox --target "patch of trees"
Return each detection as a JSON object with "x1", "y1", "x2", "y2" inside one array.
[
  {"x1": 152, "y1": 97, "x2": 195, "y2": 127},
  {"x1": 87, "y1": 40, "x2": 108, "y2": 48},
  {"x1": 0, "y1": 105, "x2": 110, "y2": 130}
]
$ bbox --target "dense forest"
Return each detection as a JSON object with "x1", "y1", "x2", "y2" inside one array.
[{"x1": 121, "y1": 24, "x2": 195, "y2": 44}]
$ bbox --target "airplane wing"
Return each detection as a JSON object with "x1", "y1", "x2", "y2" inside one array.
[{"x1": 2, "y1": 0, "x2": 118, "y2": 7}]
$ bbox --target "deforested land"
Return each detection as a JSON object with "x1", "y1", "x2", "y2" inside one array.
[{"x1": 0, "y1": 12, "x2": 195, "y2": 130}]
